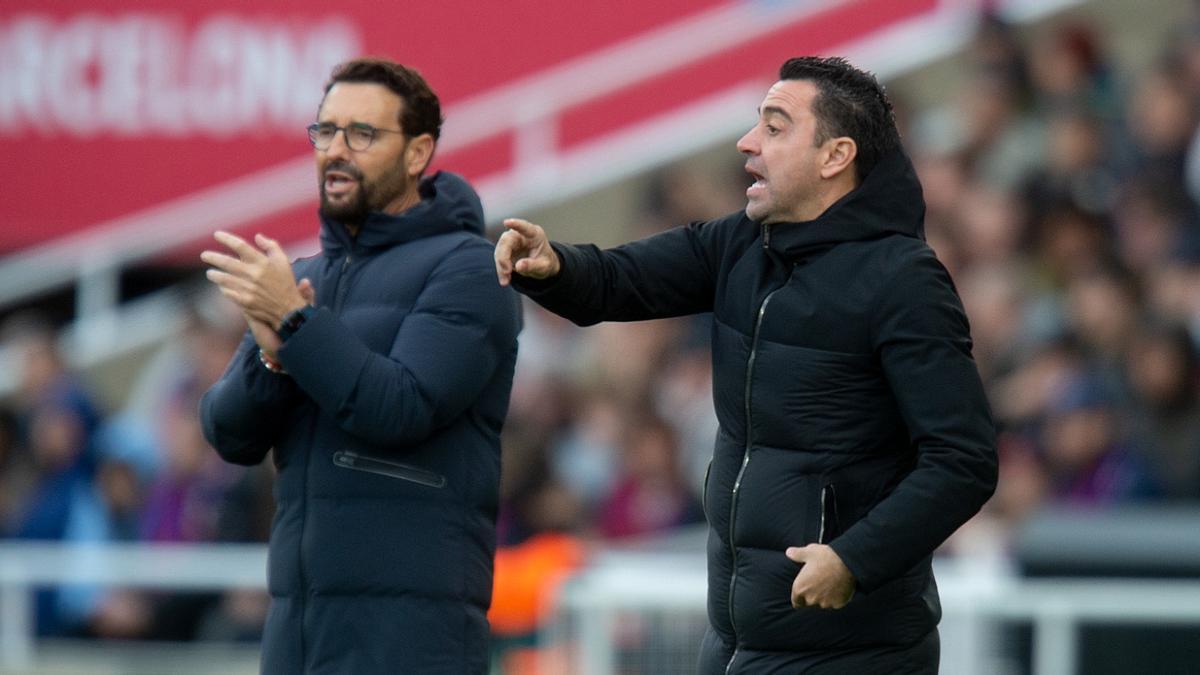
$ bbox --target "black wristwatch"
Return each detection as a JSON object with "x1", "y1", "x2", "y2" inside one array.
[{"x1": 276, "y1": 305, "x2": 314, "y2": 342}]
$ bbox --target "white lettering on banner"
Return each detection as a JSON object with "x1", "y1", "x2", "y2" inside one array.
[{"x1": 0, "y1": 13, "x2": 362, "y2": 138}]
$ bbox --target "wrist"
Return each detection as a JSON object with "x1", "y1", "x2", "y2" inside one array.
[
  {"x1": 258, "y1": 349, "x2": 288, "y2": 375},
  {"x1": 276, "y1": 305, "x2": 315, "y2": 342}
]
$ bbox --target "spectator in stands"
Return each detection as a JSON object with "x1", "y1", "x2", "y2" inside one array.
[
  {"x1": 1126, "y1": 63, "x2": 1198, "y2": 190},
  {"x1": 1143, "y1": 248, "x2": 1200, "y2": 353},
  {"x1": 1, "y1": 313, "x2": 103, "y2": 636},
  {"x1": 954, "y1": 182, "x2": 1028, "y2": 270},
  {"x1": 911, "y1": 153, "x2": 969, "y2": 278},
  {"x1": 1124, "y1": 322, "x2": 1200, "y2": 500},
  {"x1": 989, "y1": 337, "x2": 1087, "y2": 432},
  {"x1": 0, "y1": 405, "x2": 34, "y2": 534},
  {"x1": 202, "y1": 463, "x2": 276, "y2": 643},
  {"x1": 1039, "y1": 374, "x2": 1159, "y2": 503},
  {"x1": 142, "y1": 391, "x2": 236, "y2": 544},
  {"x1": 1023, "y1": 108, "x2": 1119, "y2": 219},
  {"x1": 137, "y1": 388, "x2": 242, "y2": 641},
  {"x1": 956, "y1": 264, "x2": 1029, "y2": 381},
  {"x1": 1029, "y1": 200, "x2": 1116, "y2": 292},
  {"x1": 496, "y1": 56, "x2": 996, "y2": 674},
  {"x1": 199, "y1": 58, "x2": 522, "y2": 674},
  {"x1": 641, "y1": 161, "x2": 745, "y2": 236},
  {"x1": 969, "y1": 13, "x2": 1033, "y2": 104},
  {"x1": 496, "y1": 416, "x2": 583, "y2": 548},
  {"x1": 951, "y1": 68, "x2": 1046, "y2": 190},
  {"x1": 654, "y1": 344, "x2": 721, "y2": 490},
  {"x1": 58, "y1": 455, "x2": 150, "y2": 640},
  {"x1": 1112, "y1": 180, "x2": 1198, "y2": 277},
  {"x1": 597, "y1": 412, "x2": 703, "y2": 540},
  {"x1": 549, "y1": 387, "x2": 623, "y2": 514},
  {"x1": 1064, "y1": 267, "x2": 1141, "y2": 389},
  {"x1": 488, "y1": 431, "x2": 586, "y2": 673},
  {"x1": 1028, "y1": 22, "x2": 1120, "y2": 119}
]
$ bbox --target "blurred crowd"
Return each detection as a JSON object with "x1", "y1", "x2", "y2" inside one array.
[
  {"x1": 911, "y1": 11, "x2": 1200, "y2": 550},
  {"x1": 2, "y1": 8, "x2": 1200, "y2": 660},
  {"x1": 0, "y1": 300, "x2": 270, "y2": 640}
]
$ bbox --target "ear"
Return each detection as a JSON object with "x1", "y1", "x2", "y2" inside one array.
[
  {"x1": 405, "y1": 133, "x2": 436, "y2": 177},
  {"x1": 820, "y1": 137, "x2": 857, "y2": 180}
]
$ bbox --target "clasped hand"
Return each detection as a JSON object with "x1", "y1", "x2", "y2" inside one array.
[{"x1": 200, "y1": 231, "x2": 312, "y2": 358}]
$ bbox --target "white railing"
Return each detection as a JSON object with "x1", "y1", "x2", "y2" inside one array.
[
  {"x1": 546, "y1": 551, "x2": 1200, "y2": 675},
  {"x1": 0, "y1": 542, "x2": 266, "y2": 670},
  {"x1": 3, "y1": 541, "x2": 1200, "y2": 674}
]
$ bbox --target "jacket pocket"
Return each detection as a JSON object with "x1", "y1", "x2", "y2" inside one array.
[
  {"x1": 818, "y1": 482, "x2": 839, "y2": 544},
  {"x1": 332, "y1": 450, "x2": 446, "y2": 488}
]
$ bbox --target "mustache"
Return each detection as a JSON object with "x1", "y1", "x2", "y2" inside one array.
[{"x1": 324, "y1": 161, "x2": 363, "y2": 180}]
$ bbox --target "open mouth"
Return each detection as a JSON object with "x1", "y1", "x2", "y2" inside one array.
[
  {"x1": 745, "y1": 166, "x2": 766, "y2": 194},
  {"x1": 324, "y1": 170, "x2": 358, "y2": 197}
]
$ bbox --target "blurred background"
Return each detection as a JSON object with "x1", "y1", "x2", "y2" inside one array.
[{"x1": 3, "y1": 0, "x2": 1200, "y2": 673}]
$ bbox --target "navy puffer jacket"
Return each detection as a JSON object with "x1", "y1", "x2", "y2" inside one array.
[
  {"x1": 201, "y1": 172, "x2": 522, "y2": 674},
  {"x1": 514, "y1": 151, "x2": 996, "y2": 674}
]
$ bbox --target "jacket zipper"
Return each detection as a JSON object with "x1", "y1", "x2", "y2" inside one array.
[
  {"x1": 332, "y1": 450, "x2": 447, "y2": 488},
  {"x1": 297, "y1": 412, "x2": 319, "y2": 670},
  {"x1": 298, "y1": 249, "x2": 351, "y2": 670},
  {"x1": 818, "y1": 484, "x2": 829, "y2": 544},
  {"x1": 333, "y1": 253, "x2": 353, "y2": 313},
  {"x1": 726, "y1": 227, "x2": 784, "y2": 675}
]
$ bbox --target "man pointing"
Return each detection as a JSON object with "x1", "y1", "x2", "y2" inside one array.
[{"x1": 496, "y1": 56, "x2": 996, "y2": 673}]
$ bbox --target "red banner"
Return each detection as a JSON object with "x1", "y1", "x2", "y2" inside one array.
[{"x1": 0, "y1": 0, "x2": 939, "y2": 256}]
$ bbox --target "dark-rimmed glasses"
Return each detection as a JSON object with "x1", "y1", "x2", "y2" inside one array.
[{"x1": 307, "y1": 122, "x2": 405, "y2": 151}]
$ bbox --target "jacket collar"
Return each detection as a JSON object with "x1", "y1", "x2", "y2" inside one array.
[
  {"x1": 759, "y1": 150, "x2": 926, "y2": 261},
  {"x1": 318, "y1": 170, "x2": 485, "y2": 256}
]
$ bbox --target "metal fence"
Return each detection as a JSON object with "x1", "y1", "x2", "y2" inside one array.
[
  {"x1": 544, "y1": 551, "x2": 1200, "y2": 675},
  {"x1": 4, "y1": 542, "x2": 1200, "y2": 674}
]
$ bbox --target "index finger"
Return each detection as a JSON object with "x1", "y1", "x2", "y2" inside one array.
[
  {"x1": 214, "y1": 230, "x2": 264, "y2": 261},
  {"x1": 494, "y1": 231, "x2": 518, "y2": 286},
  {"x1": 255, "y1": 233, "x2": 288, "y2": 260},
  {"x1": 503, "y1": 218, "x2": 540, "y2": 237},
  {"x1": 495, "y1": 228, "x2": 523, "y2": 257},
  {"x1": 200, "y1": 250, "x2": 249, "y2": 276}
]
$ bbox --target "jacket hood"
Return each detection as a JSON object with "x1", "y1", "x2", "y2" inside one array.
[
  {"x1": 319, "y1": 170, "x2": 485, "y2": 255},
  {"x1": 764, "y1": 149, "x2": 926, "y2": 261}
]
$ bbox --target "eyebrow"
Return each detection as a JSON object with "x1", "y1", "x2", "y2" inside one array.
[
  {"x1": 759, "y1": 105, "x2": 793, "y2": 123},
  {"x1": 316, "y1": 119, "x2": 376, "y2": 129}
]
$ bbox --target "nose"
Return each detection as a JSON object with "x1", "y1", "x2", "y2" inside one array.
[
  {"x1": 736, "y1": 126, "x2": 758, "y2": 155},
  {"x1": 322, "y1": 128, "x2": 352, "y2": 161}
]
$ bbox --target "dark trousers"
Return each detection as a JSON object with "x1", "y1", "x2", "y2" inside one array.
[{"x1": 698, "y1": 625, "x2": 940, "y2": 674}]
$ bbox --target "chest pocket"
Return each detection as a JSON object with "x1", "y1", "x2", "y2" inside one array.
[{"x1": 333, "y1": 450, "x2": 446, "y2": 488}]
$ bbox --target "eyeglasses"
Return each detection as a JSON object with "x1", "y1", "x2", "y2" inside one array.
[{"x1": 307, "y1": 122, "x2": 405, "y2": 151}]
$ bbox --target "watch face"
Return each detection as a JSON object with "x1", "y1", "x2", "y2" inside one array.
[{"x1": 279, "y1": 306, "x2": 310, "y2": 341}]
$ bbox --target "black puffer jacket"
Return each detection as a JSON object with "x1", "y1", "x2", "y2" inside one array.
[
  {"x1": 201, "y1": 172, "x2": 522, "y2": 674},
  {"x1": 514, "y1": 151, "x2": 996, "y2": 673}
]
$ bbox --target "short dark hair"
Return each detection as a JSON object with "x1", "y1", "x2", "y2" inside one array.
[
  {"x1": 778, "y1": 56, "x2": 900, "y2": 182},
  {"x1": 323, "y1": 58, "x2": 444, "y2": 141}
]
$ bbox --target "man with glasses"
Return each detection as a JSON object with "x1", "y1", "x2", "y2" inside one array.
[{"x1": 200, "y1": 58, "x2": 522, "y2": 674}]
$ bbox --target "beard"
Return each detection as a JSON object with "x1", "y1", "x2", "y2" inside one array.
[{"x1": 319, "y1": 160, "x2": 409, "y2": 227}]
